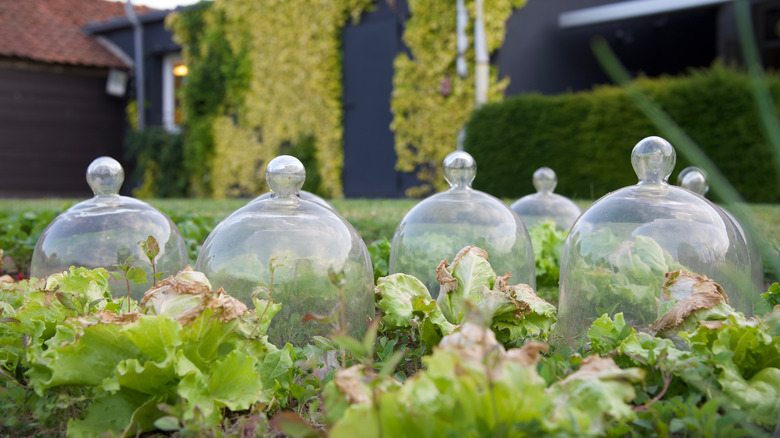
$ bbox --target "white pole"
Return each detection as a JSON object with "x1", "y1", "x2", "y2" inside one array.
[
  {"x1": 456, "y1": 0, "x2": 469, "y2": 79},
  {"x1": 474, "y1": 0, "x2": 489, "y2": 108},
  {"x1": 125, "y1": 0, "x2": 145, "y2": 130}
]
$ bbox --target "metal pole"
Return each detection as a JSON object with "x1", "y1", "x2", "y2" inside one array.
[
  {"x1": 125, "y1": 0, "x2": 145, "y2": 130},
  {"x1": 474, "y1": 0, "x2": 489, "y2": 108}
]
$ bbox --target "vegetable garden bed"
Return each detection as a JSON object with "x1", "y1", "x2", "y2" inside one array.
[{"x1": 0, "y1": 199, "x2": 778, "y2": 437}]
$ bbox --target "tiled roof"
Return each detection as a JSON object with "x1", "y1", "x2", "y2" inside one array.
[{"x1": 0, "y1": 0, "x2": 155, "y2": 68}]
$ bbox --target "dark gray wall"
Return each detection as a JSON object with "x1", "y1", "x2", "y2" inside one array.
[
  {"x1": 342, "y1": 0, "x2": 417, "y2": 198},
  {"x1": 499, "y1": 0, "x2": 722, "y2": 96}
]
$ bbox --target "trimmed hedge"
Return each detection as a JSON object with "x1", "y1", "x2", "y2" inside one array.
[{"x1": 464, "y1": 65, "x2": 780, "y2": 203}]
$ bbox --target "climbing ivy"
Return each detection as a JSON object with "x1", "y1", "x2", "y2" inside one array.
[
  {"x1": 167, "y1": 2, "x2": 251, "y2": 197},
  {"x1": 391, "y1": 0, "x2": 526, "y2": 196},
  {"x1": 169, "y1": 0, "x2": 373, "y2": 198}
]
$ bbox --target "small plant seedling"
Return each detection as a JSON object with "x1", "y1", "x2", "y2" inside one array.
[
  {"x1": 138, "y1": 235, "x2": 163, "y2": 284},
  {"x1": 110, "y1": 251, "x2": 147, "y2": 307}
]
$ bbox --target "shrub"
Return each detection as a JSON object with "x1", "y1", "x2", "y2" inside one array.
[
  {"x1": 124, "y1": 127, "x2": 188, "y2": 198},
  {"x1": 464, "y1": 64, "x2": 780, "y2": 203}
]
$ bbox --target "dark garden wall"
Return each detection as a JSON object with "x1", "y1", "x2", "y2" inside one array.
[
  {"x1": 0, "y1": 63, "x2": 125, "y2": 197},
  {"x1": 498, "y1": 0, "x2": 724, "y2": 96},
  {"x1": 463, "y1": 65, "x2": 780, "y2": 203}
]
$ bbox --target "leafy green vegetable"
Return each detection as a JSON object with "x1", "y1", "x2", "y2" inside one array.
[
  {"x1": 18, "y1": 267, "x2": 278, "y2": 435},
  {"x1": 527, "y1": 220, "x2": 567, "y2": 303},
  {"x1": 375, "y1": 274, "x2": 454, "y2": 350},
  {"x1": 367, "y1": 238, "x2": 391, "y2": 282},
  {"x1": 435, "y1": 246, "x2": 556, "y2": 344},
  {"x1": 328, "y1": 323, "x2": 644, "y2": 437},
  {"x1": 762, "y1": 282, "x2": 780, "y2": 307}
]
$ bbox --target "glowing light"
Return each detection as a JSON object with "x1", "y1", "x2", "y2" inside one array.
[{"x1": 173, "y1": 64, "x2": 188, "y2": 77}]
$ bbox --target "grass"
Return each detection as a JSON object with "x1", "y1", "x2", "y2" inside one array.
[{"x1": 3, "y1": 196, "x2": 779, "y2": 248}]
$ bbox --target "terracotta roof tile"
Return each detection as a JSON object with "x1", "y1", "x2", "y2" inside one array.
[{"x1": 0, "y1": 0, "x2": 155, "y2": 68}]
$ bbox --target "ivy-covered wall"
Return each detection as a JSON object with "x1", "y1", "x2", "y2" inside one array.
[
  {"x1": 391, "y1": 0, "x2": 526, "y2": 196},
  {"x1": 169, "y1": 0, "x2": 372, "y2": 198},
  {"x1": 170, "y1": 0, "x2": 525, "y2": 198}
]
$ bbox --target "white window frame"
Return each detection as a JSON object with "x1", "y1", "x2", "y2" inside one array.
[{"x1": 162, "y1": 52, "x2": 183, "y2": 133}]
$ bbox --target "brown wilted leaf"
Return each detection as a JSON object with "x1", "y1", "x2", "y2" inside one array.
[
  {"x1": 505, "y1": 341, "x2": 549, "y2": 366},
  {"x1": 97, "y1": 311, "x2": 142, "y2": 325},
  {"x1": 497, "y1": 279, "x2": 545, "y2": 303},
  {"x1": 139, "y1": 266, "x2": 248, "y2": 325},
  {"x1": 652, "y1": 269, "x2": 728, "y2": 332},
  {"x1": 560, "y1": 355, "x2": 644, "y2": 384},
  {"x1": 0, "y1": 275, "x2": 14, "y2": 284},
  {"x1": 436, "y1": 259, "x2": 458, "y2": 295},
  {"x1": 698, "y1": 320, "x2": 724, "y2": 330},
  {"x1": 334, "y1": 365, "x2": 371, "y2": 404},
  {"x1": 214, "y1": 288, "x2": 248, "y2": 322},
  {"x1": 438, "y1": 322, "x2": 505, "y2": 361}
]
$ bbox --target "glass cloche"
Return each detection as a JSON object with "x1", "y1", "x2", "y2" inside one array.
[
  {"x1": 509, "y1": 167, "x2": 582, "y2": 231},
  {"x1": 195, "y1": 155, "x2": 374, "y2": 346},
  {"x1": 250, "y1": 189, "x2": 333, "y2": 210},
  {"x1": 31, "y1": 157, "x2": 188, "y2": 300},
  {"x1": 677, "y1": 166, "x2": 764, "y2": 293},
  {"x1": 389, "y1": 151, "x2": 535, "y2": 297},
  {"x1": 557, "y1": 137, "x2": 754, "y2": 344}
]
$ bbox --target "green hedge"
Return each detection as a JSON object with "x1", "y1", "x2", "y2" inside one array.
[{"x1": 464, "y1": 65, "x2": 780, "y2": 203}]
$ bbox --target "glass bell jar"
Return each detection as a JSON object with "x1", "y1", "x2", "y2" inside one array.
[
  {"x1": 389, "y1": 151, "x2": 535, "y2": 298},
  {"x1": 509, "y1": 167, "x2": 582, "y2": 231},
  {"x1": 557, "y1": 137, "x2": 753, "y2": 344},
  {"x1": 677, "y1": 166, "x2": 764, "y2": 294},
  {"x1": 31, "y1": 157, "x2": 188, "y2": 300},
  {"x1": 195, "y1": 155, "x2": 374, "y2": 346},
  {"x1": 250, "y1": 190, "x2": 333, "y2": 210}
]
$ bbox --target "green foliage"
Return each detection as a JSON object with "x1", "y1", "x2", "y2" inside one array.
[
  {"x1": 0, "y1": 209, "x2": 60, "y2": 278},
  {"x1": 327, "y1": 323, "x2": 645, "y2": 438},
  {"x1": 465, "y1": 64, "x2": 780, "y2": 202},
  {"x1": 528, "y1": 221, "x2": 568, "y2": 304},
  {"x1": 763, "y1": 282, "x2": 780, "y2": 306},
  {"x1": 367, "y1": 238, "x2": 391, "y2": 281},
  {"x1": 377, "y1": 247, "x2": 555, "y2": 350},
  {"x1": 167, "y1": 1, "x2": 252, "y2": 196},
  {"x1": 392, "y1": 0, "x2": 526, "y2": 196},
  {"x1": 124, "y1": 127, "x2": 188, "y2": 198},
  {"x1": 169, "y1": 0, "x2": 373, "y2": 198},
  {"x1": 2, "y1": 259, "x2": 779, "y2": 435}
]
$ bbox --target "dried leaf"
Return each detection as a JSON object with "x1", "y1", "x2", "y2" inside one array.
[
  {"x1": 438, "y1": 322, "x2": 505, "y2": 361},
  {"x1": 698, "y1": 320, "x2": 724, "y2": 330},
  {"x1": 334, "y1": 365, "x2": 371, "y2": 404},
  {"x1": 0, "y1": 275, "x2": 14, "y2": 284},
  {"x1": 505, "y1": 341, "x2": 549, "y2": 366},
  {"x1": 139, "y1": 266, "x2": 246, "y2": 325},
  {"x1": 435, "y1": 259, "x2": 457, "y2": 295},
  {"x1": 661, "y1": 269, "x2": 728, "y2": 303},
  {"x1": 213, "y1": 288, "x2": 248, "y2": 322},
  {"x1": 652, "y1": 269, "x2": 728, "y2": 332},
  {"x1": 97, "y1": 311, "x2": 142, "y2": 325},
  {"x1": 560, "y1": 355, "x2": 643, "y2": 384}
]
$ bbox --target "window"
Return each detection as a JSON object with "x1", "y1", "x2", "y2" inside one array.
[{"x1": 163, "y1": 52, "x2": 187, "y2": 132}]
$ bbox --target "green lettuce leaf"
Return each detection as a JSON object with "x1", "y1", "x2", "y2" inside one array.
[{"x1": 375, "y1": 274, "x2": 455, "y2": 349}]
